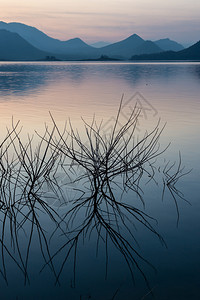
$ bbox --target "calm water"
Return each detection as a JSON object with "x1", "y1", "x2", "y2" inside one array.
[{"x1": 0, "y1": 62, "x2": 200, "y2": 299}]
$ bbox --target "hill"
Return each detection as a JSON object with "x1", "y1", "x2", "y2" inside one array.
[
  {"x1": 134, "y1": 40, "x2": 163, "y2": 55},
  {"x1": 96, "y1": 34, "x2": 164, "y2": 58},
  {"x1": 0, "y1": 21, "x2": 195, "y2": 61},
  {"x1": 130, "y1": 40, "x2": 200, "y2": 60},
  {"x1": 155, "y1": 38, "x2": 184, "y2": 51},
  {"x1": 0, "y1": 22, "x2": 166, "y2": 59},
  {"x1": 0, "y1": 29, "x2": 48, "y2": 60},
  {"x1": 0, "y1": 21, "x2": 97, "y2": 59},
  {"x1": 96, "y1": 34, "x2": 144, "y2": 58}
]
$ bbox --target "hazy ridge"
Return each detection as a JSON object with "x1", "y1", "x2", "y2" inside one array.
[{"x1": 1, "y1": 21, "x2": 199, "y2": 61}]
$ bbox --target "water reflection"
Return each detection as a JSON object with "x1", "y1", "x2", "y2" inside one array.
[
  {"x1": 0, "y1": 62, "x2": 200, "y2": 135},
  {"x1": 0, "y1": 62, "x2": 199, "y2": 299},
  {"x1": 0, "y1": 103, "x2": 189, "y2": 299},
  {"x1": 0, "y1": 63, "x2": 87, "y2": 96},
  {"x1": 0, "y1": 62, "x2": 200, "y2": 97},
  {"x1": 191, "y1": 64, "x2": 200, "y2": 79}
]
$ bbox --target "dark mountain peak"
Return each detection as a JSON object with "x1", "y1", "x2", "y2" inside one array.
[
  {"x1": 125, "y1": 33, "x2": 144, "y2": 41},
  {"x1": 130, "y1": 33, "x2": 141, "y2": 38},
  {"x1": 63, "y1": 37, "x2": 93, "y2": 49},
  {"x1": 102, "y1": 33, "x2": 144, "y2": 47},
  {"x1": 67, "y1": 37, "x2": 84, "y2": 44},
  {"x1": 97, "y1": 33, "x2": 145, "y2": 58}
]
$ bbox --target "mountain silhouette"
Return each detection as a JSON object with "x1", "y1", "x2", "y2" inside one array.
[
  {"x1": 0, "y1": 29, "x2": 48, "y2": 60},
  {"x1": 0, "y1": 22, "x2": 166, "y2": 59},
  {"x1": 0, "y1": 21, "x2": 97, "y2": 59},
  {"x1": 96, "y1": 34, "x2": 145, "y2": 58},
  {"x1": 0, "y1": 21, "x2": 197, "y2": 61},
  {"x1": 134, "y1": 40, "x2": 163, "y2": 55},
  {"x1": 131, "y1": 40, "x2": 200, "y2": 60},
  {"x1": 155, "y1": 38, "x2": 184, "y2": 51}
]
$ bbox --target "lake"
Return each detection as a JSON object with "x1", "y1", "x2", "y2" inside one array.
[{"x1": 0, "y1": 62, "x2": 199, "y2": 300}]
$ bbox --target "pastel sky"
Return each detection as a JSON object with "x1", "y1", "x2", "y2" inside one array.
[{"x1": 1, "y1": 0, "x2": 200, "y2": 44}]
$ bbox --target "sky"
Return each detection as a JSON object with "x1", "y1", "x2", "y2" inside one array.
[{"x1": 1, "y1": 0, "x2": 200, "y2": 45}]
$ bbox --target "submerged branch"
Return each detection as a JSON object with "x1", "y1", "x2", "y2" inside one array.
[{"x1": 0, "y1": 99, "x2": 190, "y2": 290}]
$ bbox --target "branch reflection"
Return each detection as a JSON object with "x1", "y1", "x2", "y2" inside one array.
[{"x1": 0, "y1": 100, "x2": 190, "y2": 293}]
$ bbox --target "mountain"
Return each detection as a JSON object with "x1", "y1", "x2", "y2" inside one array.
[
  {"x1": 134, "y1": 40, "x2": 163, "y2": 55},
  {"x1": 178, "y1": 41, "x2": 200, "y2": 59},
  {"x1": 0, "y1": 21, "x2": 97, "y2": 59},
  {"x1": 0, "y1": 29, "x2": 48, "y2": 60},
  {"x1": 155, "y1": 38, "x2": 184, "y2": 51},
  {"x1": 182, "y1": 42, "x2": 194, "y2": 48},
  {"x1": 130, "y1": 40, "x2": 200, "y2": 60},
  {"x1": 90, "y1": 41, "x2": 111, "y2": 48},
  {"x1": 0, "y1": 21, "x2": 194, "y2": 61},
  {"x1": 0, "y1": 22, "x2": 165, "y2": 59},
  {"x1": 96, "y1": 34, "x2": 145, "y2": 58},
  {"x1": 96, "y1": 35, "x2": 164, "y2": 58}
]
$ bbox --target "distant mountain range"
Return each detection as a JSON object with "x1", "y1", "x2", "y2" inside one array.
[
  {"x1": 131, "y1": 40, "x2": 200, "y2": 60},
  {"x1": 94, "y1": 34, "x2": 164, "y2": 59},
  {"x1": 0, "y1": 22, "x2": 165, "y2": 59},
  {"x1": 0, "y1": 21, "x2": 97, "y2": 59},
  {"x1": 0, "y1": 21, "x2": 198, "y2": 61}
]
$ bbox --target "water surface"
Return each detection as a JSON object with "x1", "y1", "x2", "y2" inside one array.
[{"x1": 0, "y1": 62, "x2": 199, "y2": 300}]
